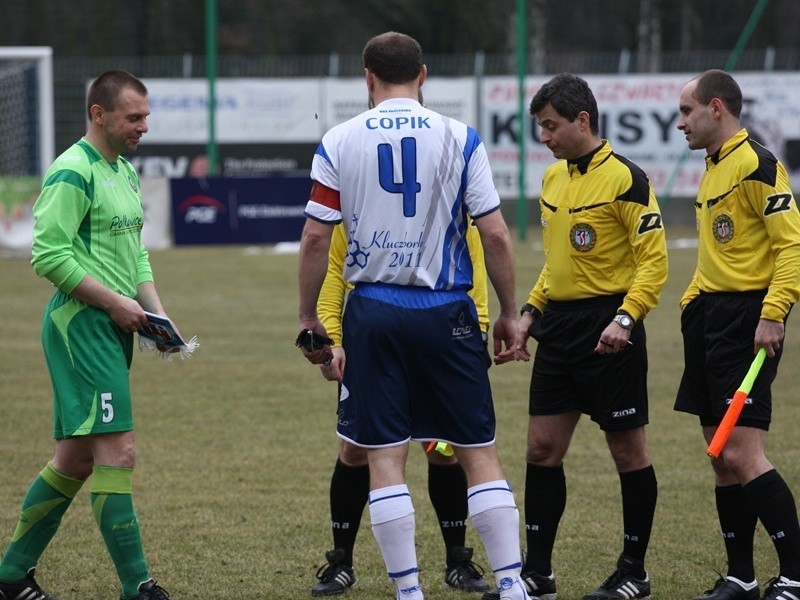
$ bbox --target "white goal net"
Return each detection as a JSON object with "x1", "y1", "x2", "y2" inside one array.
[{"x1": 0, "y1": 47, "x2": 53, "y2": 254}]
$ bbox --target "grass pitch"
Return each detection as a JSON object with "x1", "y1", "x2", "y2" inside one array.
[{"x1": 1, "y1": 225, "x2": 799, "y2": 599}]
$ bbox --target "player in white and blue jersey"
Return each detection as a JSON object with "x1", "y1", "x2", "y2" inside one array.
[{"x1": 297, "y1": 31, "x2": 530, "y2": 600}]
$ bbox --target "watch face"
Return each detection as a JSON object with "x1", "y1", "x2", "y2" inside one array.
[{"x1": 616, "y1": 315, "x2": 633, "y2": 328}]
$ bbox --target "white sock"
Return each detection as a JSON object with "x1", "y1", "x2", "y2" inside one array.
[
  {"x1": 468, "y1": 480, "x2": 523, "y2": 591},
  {"x1": 726, "y1": 576, "x2": 758, "y2": 590},
  {"x1": 369, "y1": 484, "x2": 422, "y2": 599}
]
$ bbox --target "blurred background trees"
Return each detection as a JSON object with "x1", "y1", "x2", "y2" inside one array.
[{"x1": 4, "y1": 0, "x2": 800, "y2": 61}]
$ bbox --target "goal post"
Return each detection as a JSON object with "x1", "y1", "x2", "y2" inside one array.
[
  {"x1": 0, "y1": 47, "x2": 53, "y2": 254},
  {"x1": 0, "y1": 46, "x2": 54, "y2": 177}
]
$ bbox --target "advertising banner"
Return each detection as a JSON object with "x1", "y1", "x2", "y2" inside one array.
[
  {"x1": 481, "y1": 72, "x2": 800, "y2": 198},
  {"x1": 143, "y1": 78, "x2": 321, "y2": 143},
  {"x1": 129, "y1": 143, "x2": 317, "y2": 179},
  {"x1": 323, "y1": 77, "x2": 477, "y2": 128},
  {"x1": 127, "y1": 74, "x2": 800, "y2": 196},
  {"x1": 135, "y1": 78, "x2": 477, "y2": 178},
  {"x1": 170, "y1": 176, "x2": 310, "y2": 245}
]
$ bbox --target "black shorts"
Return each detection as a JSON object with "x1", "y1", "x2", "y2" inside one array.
[
  {"x1": 528, "y1": 294, "x2": 649, "y2": 432},
  {"x1": 674, "y1": 290, "x2": 783, "y2": 429}
]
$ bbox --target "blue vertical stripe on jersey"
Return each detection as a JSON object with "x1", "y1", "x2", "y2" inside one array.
[
  {"x1": 315, "y1": 142, "x2": 331, "y2": 164},
  {"x1": 463, "y1": 126, "x2": 482, "y2": 163}
]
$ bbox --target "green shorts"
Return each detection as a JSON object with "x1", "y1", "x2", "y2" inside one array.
[{"x1": 42, "y1": 291, "x2": 135, "y2": 439}]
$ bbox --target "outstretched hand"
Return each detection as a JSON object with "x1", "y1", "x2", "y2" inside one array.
[
  {"x1": 492, "y1": 315, "x2": 520, "y2": 365},
  {"x1": 515, "y1": 313, "x2": 535, "y2": 362},
  {"x1": 319, "y1": 346, "x2": 345, "y2": 382}
]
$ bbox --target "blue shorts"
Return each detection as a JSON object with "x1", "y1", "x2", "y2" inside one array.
[{"x1": 337, "y1": 283, "x2": 496, "y2": 448}]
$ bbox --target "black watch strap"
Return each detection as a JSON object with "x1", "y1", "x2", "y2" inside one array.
[{"x1": 520, "y1": 303, "x2": 543, "y2": 319}]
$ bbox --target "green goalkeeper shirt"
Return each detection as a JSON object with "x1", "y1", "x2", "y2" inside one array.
[{"x1": 31, "y1": 138, "x2": 153, "y2": 297}]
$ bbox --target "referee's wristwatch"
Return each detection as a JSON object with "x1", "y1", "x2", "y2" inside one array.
[
  {"x1": 520, "y1": 303, "x2": 543, "y2": 319},
  {"x1": 613, "y1": 311, "x2": 634, "y2": 330}
]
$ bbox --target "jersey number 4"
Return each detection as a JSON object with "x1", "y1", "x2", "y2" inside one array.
[{"x1": 378, "y1": 137, "x2": 421, "y2": 217}]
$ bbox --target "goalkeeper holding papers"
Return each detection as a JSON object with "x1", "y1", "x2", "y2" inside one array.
[{"x1": 0, "y1": 70, "x2": 176, "y2": 600}]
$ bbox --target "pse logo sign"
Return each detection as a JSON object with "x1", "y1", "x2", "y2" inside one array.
[{"x1": 177, "y1": 195, "x2": 227, "y2": 224}]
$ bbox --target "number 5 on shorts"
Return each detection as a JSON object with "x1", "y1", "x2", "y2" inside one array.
[{"x1": 101, "y1": 392, "x2": 115, "y2": 423}]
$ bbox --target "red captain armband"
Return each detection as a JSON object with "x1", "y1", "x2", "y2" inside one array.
[{"x1": 309, "y1": 181, "x2": 340, "y2": 210}]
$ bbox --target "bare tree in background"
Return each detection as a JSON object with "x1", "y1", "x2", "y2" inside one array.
[
  {"x1": 637, "y1": 0, "x2": 662, "y2": 72},
  {"x1": 3, "y1": 0, "x2": 800, "y2": 61},
  {"x1": 679, "y1": 0, "x2": 696, "y2": 52},
  {"x1": 530, "y1": 0, "x2": 547, "y2": 74}
]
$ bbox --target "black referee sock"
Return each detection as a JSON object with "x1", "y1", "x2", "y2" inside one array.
[
  {"x1": 427, "y1": 462, "x2": 469, "y2": 564},
  {"x1": 620, "y1": 465, "x2": 657, "y2": 568},
  {"x1": 744, "y1": 469, "x2": 800, "y2": 581},
  {"x1": 715, "y1": 483, "x2": 756, "y2": 582},
  {"x1": 329, "y1": 458, "x2": 370, "y2": 566},
  {"x1": 524, "y1": 463, "x2": 566, "y2": 575}
]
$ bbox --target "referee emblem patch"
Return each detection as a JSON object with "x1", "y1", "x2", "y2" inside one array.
[
  {"x1": 712, "y1": 214, "x2": 734, "y2": 243},
  {"x1": 569, "y1": 223, "x2": 597, "y2": 252}
]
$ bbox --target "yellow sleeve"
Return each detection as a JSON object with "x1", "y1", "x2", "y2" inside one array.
[
  {"x1": 526, "y1": 266, "x2": 549, "y2": 314},
  {"x1": 466, "y1": 219, "x2": 490, "y2": 332},
  {"x1": 317, "y1": 223, "x2": 351, "y2": 346},
  {"x1": 616, "y1": 191, "x2": 669, "y2": 321},
  {"x1": 680, "y1": 274, "x2": 701, "y2": 309},
  {"x1": 744, "y1": 178, "x2": 800, "y2": 321}
]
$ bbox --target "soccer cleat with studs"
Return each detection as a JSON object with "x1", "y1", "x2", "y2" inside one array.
[
  {"x1": 691, "y1": 576, "x2": 760, "y2": 600},
  {"x1": 0, "y1": 568, "x2": 57, "y2": 600},
  {"x1": 444, "y1": 546, "x2": 492, "y2": 592},
  {"x1": 126, "y1": 579, "x2": 171, "y2": 600},
  {"x1": 761, "y1": 575, "x2": 800, "y2": 600},
  {"x1": 312, "y1": 549, "x2": 356, "y2": 596},
  {"x1": 583, "y1": 554, "x2": 650, "y2": 600},
  {"x1": 482, "y1": 569, "x2": 556, "y2": 600}
]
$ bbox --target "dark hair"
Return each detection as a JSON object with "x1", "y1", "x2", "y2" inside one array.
[
  {"x1": 529, "y1": 72, "x2": 599, "y2": 134},
  {"x1": 363, "y1": 32, "x2": 423, "y2": 85},
  {"x1": 87, "y1": 70, "x2": 148, "y2": 119},
  {"x1": 691, "y1": 69, "x2": 743, "y2": 118}
]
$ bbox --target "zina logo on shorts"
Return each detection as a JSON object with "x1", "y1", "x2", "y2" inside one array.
[{"x1": 612, "y1": 407, "x2": 637, "y2": 418}]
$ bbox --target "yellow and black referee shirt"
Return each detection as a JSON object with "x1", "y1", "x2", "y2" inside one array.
[
  {"x1": 527, "y1": 140, "x2": 668, "y2": 322},
  {"x1": 681, "y1": 128, "x2": 800, "y2": 322}
]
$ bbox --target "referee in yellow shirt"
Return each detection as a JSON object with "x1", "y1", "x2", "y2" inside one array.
[
  {"x1": 675, "y1": 69, "x2": 800, "y2": 600},
  {"x1": 511, "y1": 73, "x2": 667, "y2": 600}
]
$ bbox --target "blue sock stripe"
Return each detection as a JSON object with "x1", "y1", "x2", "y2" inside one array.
[
  {"x1": 388, "y1": 566, "x2": 419, "y2": 579},
  {"x1": 493, "y1": 560, "x2": 522, "y2": 573},
  {"x1": 368, "y1": 491, "x2": 411, "y2": 506},
  {"x1": 467, "y1": 483, "x2": 513, "y2": 501}
]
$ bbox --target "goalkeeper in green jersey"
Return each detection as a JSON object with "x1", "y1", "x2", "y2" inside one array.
[{"x1": 0, "y1": 71, "x2": 174, "y2": 600}]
